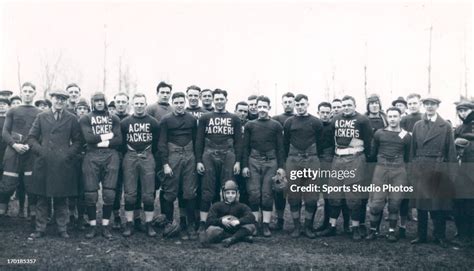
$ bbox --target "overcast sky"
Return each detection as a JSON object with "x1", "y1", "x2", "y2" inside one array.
[{"x1": 0, "y1": 0, "x2": 472, "y2": 120}]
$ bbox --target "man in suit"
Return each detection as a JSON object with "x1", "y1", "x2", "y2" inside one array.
[
  {"x1": 410, "y1": 95, "x2": 457, "y2": 247},
  {"x1": 28, "y1": 90, "x2": 83, "y2": 238}
]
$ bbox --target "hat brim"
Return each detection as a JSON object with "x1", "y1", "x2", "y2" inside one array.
[
  {"x1": 392, "y1": 100, "x2": 407, "y2": 106},
  {"x1": 51, "y1": 94, "x2": 70, "y2": 99},
  {"x1": 421, "y1": 98, "x2": 441, "y2": 104}
]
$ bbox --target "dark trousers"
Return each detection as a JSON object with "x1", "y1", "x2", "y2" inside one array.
[
  {"x1": 36, "y1": 196, "x2": 68, "y2": 232},
  {"x1": 417, "y1": 209, "x2": 447, "y2": 239}
]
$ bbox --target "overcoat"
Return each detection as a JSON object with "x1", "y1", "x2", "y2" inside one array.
[
  {"x1": 26, "y1": 109, "x2": 83, "y2": 197},
  {"x1": 454, "y1": 111, "x2": 474, "y2": 199},
  {"x1": 410, "y1": 113, "x2": 457, "y2": 211}
]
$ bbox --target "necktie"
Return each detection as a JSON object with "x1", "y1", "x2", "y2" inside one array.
[{"x1": 54, "y1": 111, "x2": 60, "y2": 121}]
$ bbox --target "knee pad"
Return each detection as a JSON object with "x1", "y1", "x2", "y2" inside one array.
[
  {"x1": 304, "y1": 202, "x2": 317, "y2": 214},
  {"x1": 84, "y1": 191, "x2": 98, "y2": 206},
  {"x1": 200, "y1": 200, "x2": 211, "y2": 212},
  {"x1": 142, "y1": 193, "x2": 155, "y2": 207},
  {"x1": 346, "y1": 199, "x2": 361, "y2": 211},
  {"x1": 102, "y1": 188, "x2": 116, "y2": 206},
  {"x1": 262, "y1": 193, "x2": 273, "y2": 211},
  {"x1": 206, "y1": 226, "x2": 224, "y2": 243},
  {"x1": 143, "y1": 204, "x2": 154, "y2": 212},
  {"x1": 242, "y1": 224, "x2": 256, "y2": 234},
  {"x1": 387, "y1": 202, "x2": 400, "y2": 216},
  {"x1": 249, "y1": 204, "x2": 259, "y2": 212},
  {"x1": 289, "y1": 202, "x2": 302, "y2": 212},
  {"x1": 124, "y1": 203, "x2": 135, "y2": 211},
  {"x1": 124, "y1": 193, "x2": 137, "y2": 207},
  {"x1": 248, "y1": 193, "x2": 260, "y2": 208},
  {"x1": 369, "y1": 200, "x2": 384, "y2": 215}
]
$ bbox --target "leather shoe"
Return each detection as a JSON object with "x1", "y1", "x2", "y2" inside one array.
[
  {"x1": 410, "y1": 237, "x2": 428, "y2": 245},
  {"x1": 433, "y1": 238, "x2": 449, "y2": 248},
  {"x1": 59, "y1": 231, "x2": 70, "y2": 239},
  {"x1": 29, "y1": 231, "x2": 44, "y2": 239}
]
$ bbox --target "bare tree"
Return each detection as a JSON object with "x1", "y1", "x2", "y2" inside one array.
[
  {"x1": 117, "y1": 54, "x2": 137, "y2": 95},
  {"x1": 427, "y1": 25, "x2": 433, "y2": 94},
  {"x1": 103, "y1": 24, "x2": 108, "y2": 94},
  {"x1": 40, "y1": 50, "x2": 63, "y2": 99},
  {"x1": 16, "y1": 55, "x2": 21, "y2": 90}
]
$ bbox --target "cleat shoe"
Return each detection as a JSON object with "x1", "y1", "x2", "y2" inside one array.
[
  {"x1": 387, "y1": 231, "x2": 398, "y2": 242},
  {"x1": 290, "y1": 223, "x2": 301, "y2": 238},
  {"x1": 29, "y1": 231, "x2": 44, "y2": 239},
  {"x1": 303, "y1": 220, "x2": 315, "y2": 239},
  {"x1": 242, "y1": 235, "x2": 254, "y2": 243},
  {"x1": 199, "y1": 231, "x2": 210, "y2": 248},
  {"x1": 102, "y1": 225, "x2": 113, "y2": 240},
  {"x1": 222, "y1": 237, "x2": 237, "y2": 248},
  {"x1": 317, "y1": 226, "x2": 336, "y2": 237},
  {"x1": 187, "y1": 227, "x2": 198, "y2": 240},
  {"x1": 262, "y1": 223, "x2": 272, "y2": 237},
  {"x1": 146, "y1": 222, "x2": 157, "y2": 237},
  {"x1": 344, "y1": 225, "x2": 351, "y2": 235},
  {"x1": 112, "y1": 216, "x2": 122, "y2": 230},
  {"x1": 77, "y1": 217, "x2": 87, "y2": 231},
  {"x1": 59, "y1": 231, "x2": 70, "y2": 239},
  {"x1": 197, "y1": 221, "x2": 206, "y2": 233},
  {"x1": 85, "y1": 226, "x2": 98, "y2": 239},
  {"x1": 410, "y1": 237, "x2": 427, "y2": 245},
  {"x1": 122, "y1": 222, "x2": 133, "y2": 237},
  {"x1": 352, "y1": 226, "x2": 362, "y2": 241},
  {"x1": 269, "y1": 218, "x2": 284, "y2": 231},
  {"x1": 366, "y1": 229, "x2": 377, "y2": 241},
  {"x1": 303, "y1": 226, "x2": 316, "y2": 239},
  {"x1": 433, "y1": 238, "x2": 449, "y2": 248},
  {"x1": 314, "y1": 223, "x2": 329, "y2": 233}
]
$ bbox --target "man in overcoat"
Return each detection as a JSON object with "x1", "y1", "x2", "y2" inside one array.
[
  {"x1": 27, "y1": 90, "x2": 83, "y2": 238},
  {"x1": 410, "y1": 95, "x2": 457, "y2": 247},
  {"x1": 452, "y1": 100, "x2": 474, "y2": 247}
]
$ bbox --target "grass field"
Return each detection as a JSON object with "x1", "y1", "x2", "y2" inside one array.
[{"x1": 1, "y1": 198, "x2": 474, "y2": 270}]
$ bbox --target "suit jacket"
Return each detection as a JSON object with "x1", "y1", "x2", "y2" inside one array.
[
  {"x1": 27, "y1": 109, "x2": 83, "y2": 197},
  {"x1": 410, "y1": 113, "x2": 457, "y2": 210}
]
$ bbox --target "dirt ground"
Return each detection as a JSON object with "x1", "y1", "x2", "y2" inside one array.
[{"x1": 1, "y1": 198, "x2": 474, "y2": 270}]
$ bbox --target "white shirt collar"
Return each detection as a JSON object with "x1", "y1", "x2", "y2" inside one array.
[{"x1": 428, "y1": 114, "x2": 437, "y2": 122}]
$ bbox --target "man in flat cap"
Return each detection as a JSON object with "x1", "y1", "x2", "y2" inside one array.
[
  {"x1": 452, "y1": 100, "x2": 474, "y2": 247},
  {"x1": 28, "y1": 90, "x2": 83, "y2": 238},
  {"x1": 0, "y1": 90, "x2": 13, "y2": 100},
  {"x1": 392, "y1": 96, "x2": 408, "y2": 117},
  {"x1": 34, "y1": 100, "x2": 51, "y2": 111},
  {"x1": 410, "y1": 95, "x2": 457, "y2": 247},
  {"x1": 9, "y1": 95, "x2": 22, "y2": 108}
]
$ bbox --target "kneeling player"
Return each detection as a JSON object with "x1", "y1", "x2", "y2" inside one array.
[
  {"x1": 366, "y1": 107, "x2": 411, "y2": 242},
  {"x1": 199, "y1": 180, "x2": 256, "y2": 247}
]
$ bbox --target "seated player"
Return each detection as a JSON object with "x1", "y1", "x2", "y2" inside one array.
[{"x1": 199, "y1": 180, "x2": 256, "y2": 248}]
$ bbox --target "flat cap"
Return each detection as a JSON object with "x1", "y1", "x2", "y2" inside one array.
[{"x1": 49, "y1": 89, "x2": 70, "y2": 99}]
